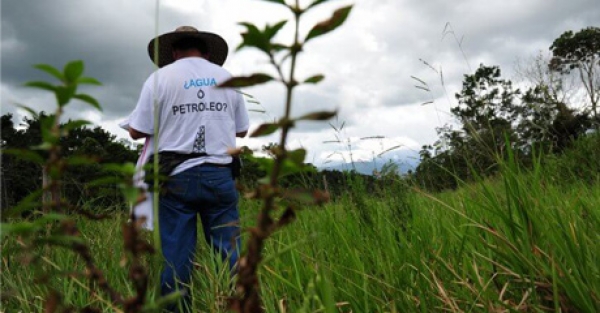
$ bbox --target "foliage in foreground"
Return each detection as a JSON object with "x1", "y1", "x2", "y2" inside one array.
[
  {"x1": 1, "y1": 0, "x2": 354, "y2": 311},
  {"x1": 1, "y1": 60, "x2": 160, "y2": 312},
  {"x1": 218, "y1": 1, "x2": 352, "y2": 311}
]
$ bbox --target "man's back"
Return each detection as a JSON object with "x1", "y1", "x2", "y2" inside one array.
[{"x1": 129, "y1": 56, "x2": 249, "y2": 172}]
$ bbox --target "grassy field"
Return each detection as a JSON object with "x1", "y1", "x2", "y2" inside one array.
[{"x1": 2, "y1": 161, "x2": 599, "y2": 312}]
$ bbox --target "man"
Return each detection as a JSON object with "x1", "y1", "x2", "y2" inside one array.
[{"x1": 127, "y1": 26, "x2": 249, "y2": 312}]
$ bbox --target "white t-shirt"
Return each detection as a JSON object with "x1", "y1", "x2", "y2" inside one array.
[
  {"x1": 119, "y1": 118, "x2": 154, "y2": 230},
  {"x1": 129, "y1": 57, "x2": 249, "y2": 175}
]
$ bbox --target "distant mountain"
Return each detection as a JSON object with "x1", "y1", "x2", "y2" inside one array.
[{"x1": 317, "y1": 150, "x2": 420, "y2": 175}]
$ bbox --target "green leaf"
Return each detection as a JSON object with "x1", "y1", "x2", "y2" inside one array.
[
  {"x1": 254, "y1": 157, "x2": 275, "y2": 177},
  {"x1": 64, "y1": 60, "x2": 84, "y2": 83},
  {"x1": 296, "y1": 110, "x2": 337, "y2": 121},
  {"x1": 250, "y1": 123, "x2": 280, "y2": 137},
  {"x1": 279, "y1": 159, "x2": 306, "y2": 178},
  {"x1": 288, "y1": 148, "x2": 306, "y2": 165},
  {"x1": 32, "y1": 142, "x2": 53, "y2": 151},
  {"x1": 218, "y1": 74, "x2": 274, "y2": 88},
  {"x1": 260, "y1": 0, "x2": 286, "y2": 4},
  {"x1": 37, "y1": 235, "x2": 86, "y2": 247},
  {"x1": 73, "y1": 93, "x2": 102, "y2": 111},
  {"x1": 307, "y1": 0, "x2": 330, "y2": 10},
  {"x1": 35, "y1": 213, "x2": 70, "y2": 225},
  {"x1": 237, "y1": 23, "x2": 270, "y2": 52},
  {"x1": 33, "y1": 64, "x2": 63, "y2": 81},
  {"x1": 88, "y1": 176, "x2": 123, "y2": 187},
  {"x1": 77, "y1": 76, "x2": 102, "y2": 85},
  {"x1": 55, "y1": 85, "x2": 77, "y2": 106},
  {"x1": 303, "y1": 74, "x2": 324, "y2": 84},
  {"x1": 145, "y1": 290, "x2": 185, "y2": 312},
  {"x1": 270, "y1": 43, "x2": 289, "y2": 52},
  {"x1": 305, "y1": 5, "x2": 353, "y2": 42},
  {"x1": 15, "y1": 104, "x2": 39, "y2": 119},
  {"x1": 65, "y1": 155, "x2": 97, "y2": 166},
  {"x1": 265, "y1": 20, "x2": 288, "y2": 40},
  {"x1": 237, "y1": 21, "x2": 288, "y2": 53},
  {"x1": 316, "y1": 266, "x2": 336, "y2": 312},
  {"x1": 24, "y1": 81, "x2": 56, "y2": 92},
  {"x1": 39, "y1": 116, "x2": 60, "y2": 145},
  {"x1": 2, "y1": 149, "x2": 45, "y2": 164},
  {"x1": 62, "y1": 119, "x2": 92, "y2": 132},
  {"x1": 0, "y1": 222, "x2": 40, "y2": 236},
  {"x1": 103, "y1": 162, "x2": 137, "y2": 175},
  {"x1": 5, "y1": 190, "x2": 43, "y2": 218},
  {"x1": 255, "y1": 153, "x2": 312, "y2": 183},
  {"x1": 119, "y1": 185, "x2": 140, "y2": 204}
]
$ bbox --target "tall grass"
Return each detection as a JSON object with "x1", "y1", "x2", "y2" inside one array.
[{"x1": 3, "y1": 155, "x2": 599, "y2": 312}]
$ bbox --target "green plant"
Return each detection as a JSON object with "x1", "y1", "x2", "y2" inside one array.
[
  {"x1": 217, "y1": 0, "x2": 353, "y2": 311},
  {"x1": 1, "y1": 60, "x2": 161, "y2": 312},
  {"x1": 550, "y1": 26, "x2": 600, "y2": 119}
]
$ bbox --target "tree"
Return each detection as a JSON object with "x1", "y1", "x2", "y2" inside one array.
[
  {"x1": 414, "y1": 27, "x2": 600, "y2": 192},
  {"x1": 1, "y1": 114, "x2": 17, "y2": 147},
  {"x1": 549, "y1": 26, "x2": 600, "y2": 119},
  {"x1": 1, "y1": 114, "x2": 45, "y2": 209},
  {"x1": 519, "y1": 85, "x2": 592, "y2": 155},
  {"x1": 0, "y1": 113, "x2": 138, "y2": 210},
  {"x1": 515, "y1": 52, "x2": 577, "y2": 108},
  {"x1": 451, "y1": 64, "x2": 522, "y2": 173}
]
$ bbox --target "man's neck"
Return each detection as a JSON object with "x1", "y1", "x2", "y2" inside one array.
[{"x1": 177, "y1": 50, "x2": 204, "y2": 59}]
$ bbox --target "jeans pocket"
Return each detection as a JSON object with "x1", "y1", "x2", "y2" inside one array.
[
  {"x1": 164, "y1": 176, "x2": 189, "y2": 199},
  {"x1": 212, "y1": 176, "x2": 237, "y2": 205}
]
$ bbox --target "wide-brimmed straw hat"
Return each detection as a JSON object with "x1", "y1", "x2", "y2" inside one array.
[{"x1": 147, "y1": 26, "x2": 228, "y2": 67}]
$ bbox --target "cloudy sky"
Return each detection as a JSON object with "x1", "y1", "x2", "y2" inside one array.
[{"x1": 2, "y1": 0, "x2": 599, "y2": 168}]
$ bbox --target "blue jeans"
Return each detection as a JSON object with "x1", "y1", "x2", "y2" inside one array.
[{"x1": 159, "y1": 165, "x2": 240, "y2": 312}]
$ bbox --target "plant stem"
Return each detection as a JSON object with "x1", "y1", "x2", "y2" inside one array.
[{"x1": 236, "y1": 2, "x2": 302, "y2": 311}]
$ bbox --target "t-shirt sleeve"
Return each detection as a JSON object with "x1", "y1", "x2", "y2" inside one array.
[
  {"x1": 128, "y1": 78, "x2": 155, "y2": 135},
  {"x1": 118, "y1": 116, "x2": 130, "y2": 130},
  {"x1": 234, "y1": 91, "x2": 250, "y2": 133}
]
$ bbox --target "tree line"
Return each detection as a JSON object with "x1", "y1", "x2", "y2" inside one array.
[
  {"x1": 1, "y1": 112, "x2": 139, "y2": 210},
  {"x1": 414, "y1": 26, "x2": 600, "y2": 191},
  {"x1": 1, "y1": 113, "x2": 395, "y2": 211}
]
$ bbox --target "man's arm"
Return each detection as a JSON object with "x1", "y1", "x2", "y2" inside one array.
[
  {"x1": 129, "y1": 127, "x2": 151, "y2": 140},
  {"x1": 234, "y1": 90, "x2": 249, "y2": 139},
  {"x1": 128, "y1": 77, "x2": 156, "y2": 140}
]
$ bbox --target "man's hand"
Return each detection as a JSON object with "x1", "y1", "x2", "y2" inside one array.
[{"x1": 129, "y1": 127, "x2": 150, "y2": 140}]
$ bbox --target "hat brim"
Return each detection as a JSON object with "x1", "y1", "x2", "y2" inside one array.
[{"x1": 147, "y1": 31, "x2": 228, "y2": 67}]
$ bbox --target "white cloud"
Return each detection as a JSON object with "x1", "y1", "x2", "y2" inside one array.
[{"x1": 2, "y1": 0, "x2": 599, "y2": 167}]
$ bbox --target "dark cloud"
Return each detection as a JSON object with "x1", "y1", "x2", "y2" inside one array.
[
  {"x1": 1, "y1": 0, "x2": 598, "y2": 163},
  {"x1": 1, "y1": 0, "x2": 220, "y2": 119},
  {"x1": 411, "y1": 0, "x2": 600, "y2": 76}
]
